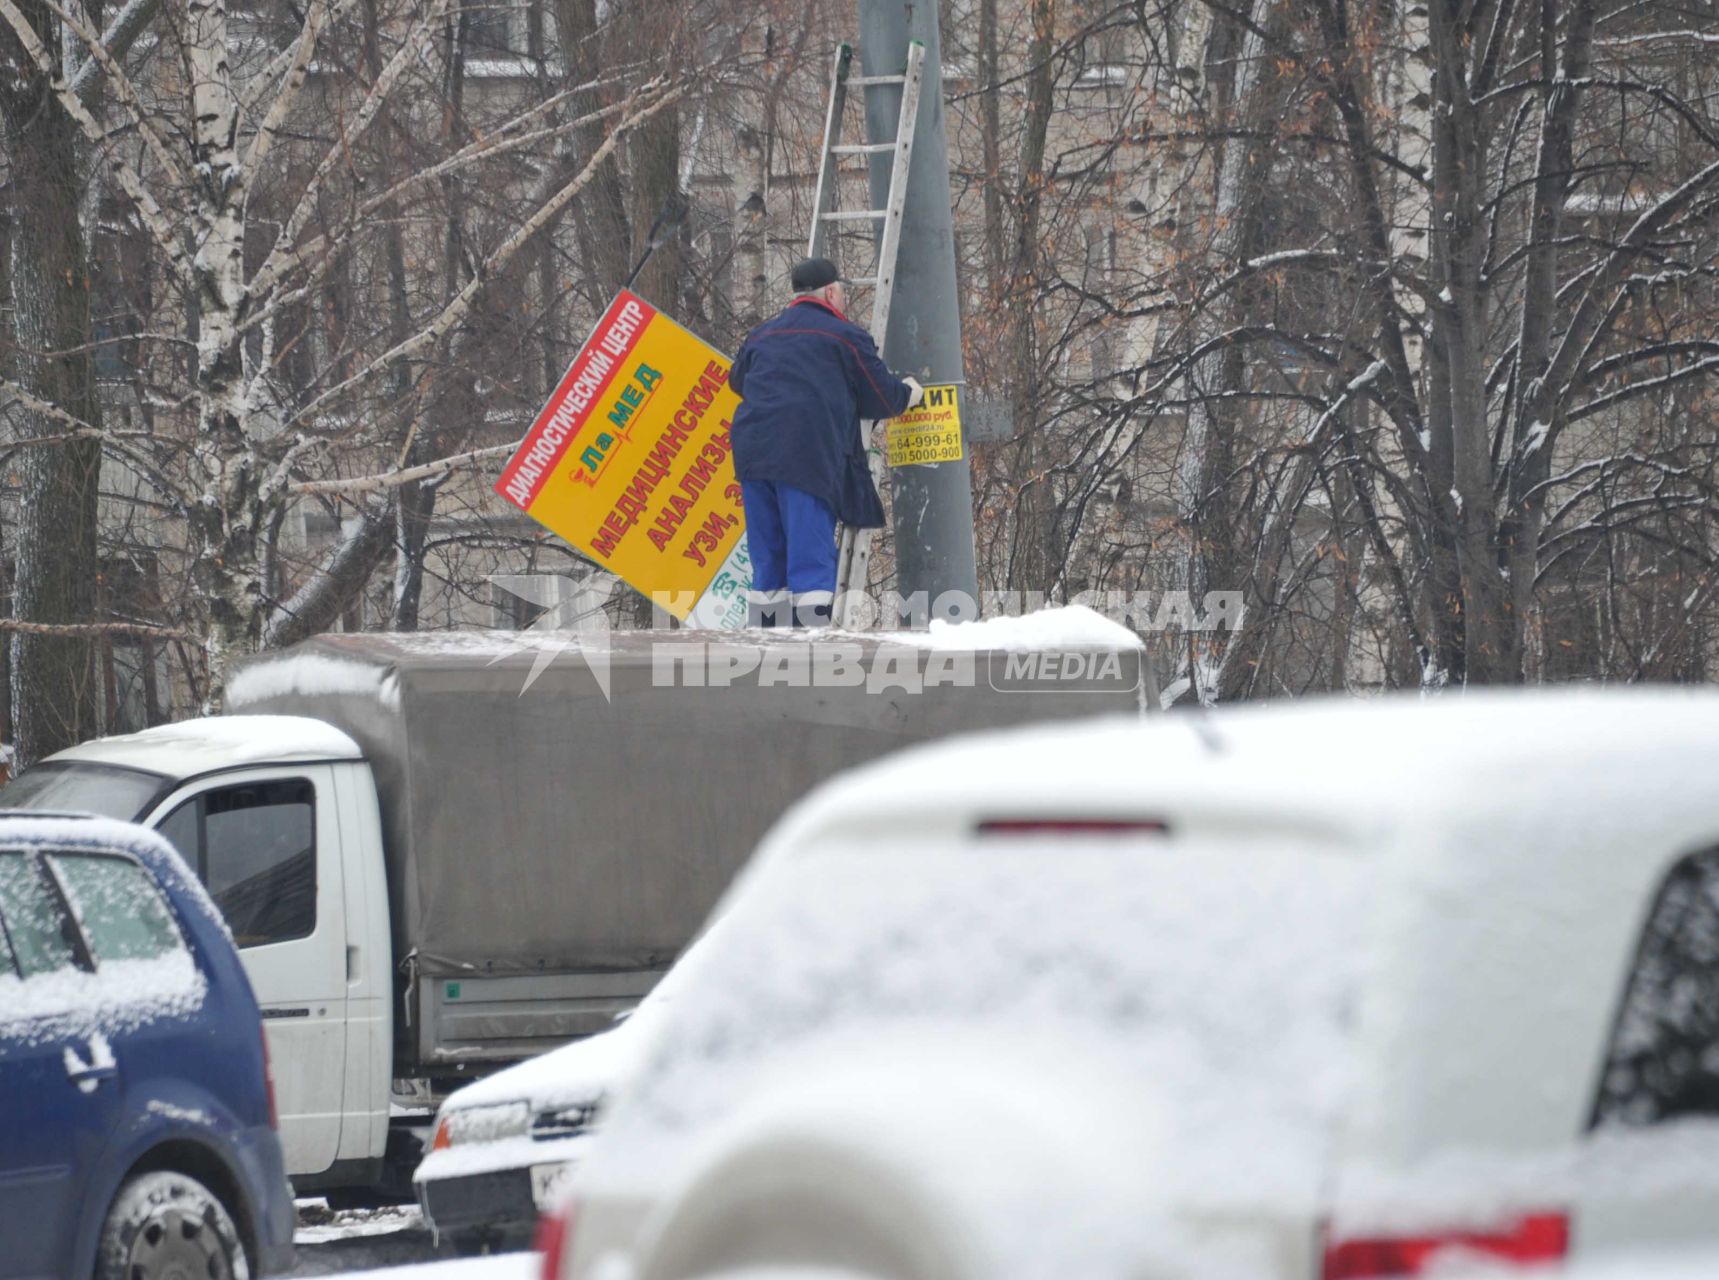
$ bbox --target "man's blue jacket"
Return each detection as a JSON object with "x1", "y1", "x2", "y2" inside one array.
[{"x1": 729, "y1": 296, "x2": 912, "y2": 528}]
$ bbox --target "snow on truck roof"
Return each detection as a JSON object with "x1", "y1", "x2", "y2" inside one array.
[
  {"x1": 212, "y1": 608, "x2": 1144, "y2": 709},
  {"x1": 758, "y1": 687, "x2": 1719, "y2": 858},
  {"x1": 888, "y1": 605, "x2": 1142, "y2": 651},
  {"x1": 49, "y1": 714, "x2": 363, "y2": 776},
  {"x1": 225, "y1": 605, "x2": 1141, "y2": 675}
]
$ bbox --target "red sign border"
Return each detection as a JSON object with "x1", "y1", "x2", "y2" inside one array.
[{"x1": 495, "y1": 290, "x2": 659, "y2": 510}]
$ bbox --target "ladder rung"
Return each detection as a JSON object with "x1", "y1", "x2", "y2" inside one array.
[
  {"x1": 847, "y1": 74, "x2": 906, "y2": 86},
  {"x1": 820, "y1": 209, "x2": 889, "y2": 221},
  {"x1": 832, "y1": 142, "x2": 898, "y2": 155},
  {"x1": 846, "y1": 276, "x2": 878, "y2": 286}
]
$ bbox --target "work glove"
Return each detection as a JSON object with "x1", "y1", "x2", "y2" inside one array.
[{"x1": 902, "y1": 376, "x2": 926, "y2": 409}]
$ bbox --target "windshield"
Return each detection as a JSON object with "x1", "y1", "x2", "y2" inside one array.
[{"x1": 0, "y1": 762, "x2": 170, "y2": 822}]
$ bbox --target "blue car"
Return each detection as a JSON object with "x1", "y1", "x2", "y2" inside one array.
[{"x1": 0, "y1": 812, "x2": 295, "y2": 1278}]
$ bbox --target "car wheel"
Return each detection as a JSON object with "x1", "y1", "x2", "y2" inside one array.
[{"x1": 96, "y1": 1170, "x2": 249, "y2": 1280}]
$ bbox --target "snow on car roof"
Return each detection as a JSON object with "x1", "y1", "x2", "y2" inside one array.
[
  {"x1": 754, "y1": 687, "x2": 1719, "y2": 868},
  {"x1": 49, "y1": 714, "x2": 363, "y2": 777},
  {"x1": 0, "y1": 810, "x2": 178, "y2": 852}
]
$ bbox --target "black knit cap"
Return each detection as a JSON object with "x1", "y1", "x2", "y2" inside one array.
[{"x1": 790, "y1": 257, "x2": 846, "y2": 292}]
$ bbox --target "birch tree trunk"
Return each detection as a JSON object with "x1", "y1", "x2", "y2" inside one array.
[
  {"x1": 182, "y1": 0, "x2": 267, "y2": 692},
  {"x1": 375, "y1": 0, "x2": 428, "y2": 629}
]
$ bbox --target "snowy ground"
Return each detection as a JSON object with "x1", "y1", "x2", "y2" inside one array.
[
  {"x1": 293, "y1": 1257, "x2": 535, "y2": 1280},
  {"x1": 285, "y1": 1202, "x2": 443, "y2": 1271}
]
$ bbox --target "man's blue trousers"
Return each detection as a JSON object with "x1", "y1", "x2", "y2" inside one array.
[{"x1": 741, "y1": 479, "x2": 838, "y2": 607}]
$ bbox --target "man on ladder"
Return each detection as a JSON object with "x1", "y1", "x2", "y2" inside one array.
[{"x1": 730, "y1": 257, "x2": 925, "y2": 628}]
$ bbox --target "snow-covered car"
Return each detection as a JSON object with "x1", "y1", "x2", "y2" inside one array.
[
  {"x1": 0, "y1": 812, "x2": 295, "y2": 1278},
  {"x1": 414, "y1": 941, "x2": 708, "y2": 1254},
  {"x1": 541, "y1": 690, "x2": 1719, "y2": 1280}
]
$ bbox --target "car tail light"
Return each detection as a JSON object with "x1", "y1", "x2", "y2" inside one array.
[
  {"x1": 975, "y1": 818, "x2": 1168, "y2": 836},
  {"x1": 260, "y1": 1025, "x2": 279, "y2": 1130},
  {"x1": 1321, "y1": 1211, "x2": 1569, "y2": 1278},
  {"x1": 536, "y1": 1198, "x2": 578, "y2": 1280}
]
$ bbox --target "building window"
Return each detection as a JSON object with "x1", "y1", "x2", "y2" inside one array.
[{"x1": 462, "y1": 0, "x2": 542, "y2": 74}]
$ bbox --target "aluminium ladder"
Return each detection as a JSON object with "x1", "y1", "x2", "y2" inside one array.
[{"x1": 805, "y1": 40, "x2": 926, "y2": 628}]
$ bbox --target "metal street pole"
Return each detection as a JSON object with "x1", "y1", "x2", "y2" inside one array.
[{"x1": 858, "y1": 0, "x2": 979, "y2": 625}]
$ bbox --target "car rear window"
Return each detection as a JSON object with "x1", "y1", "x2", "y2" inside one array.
[
  {"x1": 49, "y1": 853, "x2": 185, "y2": 965},
  {"x1": 613, "y1": 832, "x2": 1367, "y2": 1162},
  {"x1": 0, "y1": 850, "x2": 82, "y2": 978},
  {"x1": 1594, "y1": 844, "x2": 1719, "y2": 1127}
]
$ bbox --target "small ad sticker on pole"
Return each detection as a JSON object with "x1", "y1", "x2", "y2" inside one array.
[
  {"x1": 494, "y1": 290, "x2": 751, "y2": 626},
  {"x1": 887, "y1": 383, "x2": 964, "y2": 467}
]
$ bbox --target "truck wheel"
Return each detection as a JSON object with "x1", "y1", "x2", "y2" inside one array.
[
  {"x1": 441, "y1": 1228, "x2": 501, "y2": 1257},
  {"x1": 324, "y1": 1185, "x2": 414, "y2": 1211},
  {"x1": 96, "y1": 1170, "x2": 249, "y2": 1280}
]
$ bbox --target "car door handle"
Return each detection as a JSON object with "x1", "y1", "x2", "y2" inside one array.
[{"x1": 64, "y1": 1034, "x2": 117, "y2": 1093}]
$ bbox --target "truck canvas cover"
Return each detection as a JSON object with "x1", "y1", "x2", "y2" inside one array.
[{"x1": 229, "y1": 627, "x2": 1147, "y2": 1066}]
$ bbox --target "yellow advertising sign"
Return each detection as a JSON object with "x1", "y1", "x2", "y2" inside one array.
[
  {"x1": 495, "y1": 291, "x2": 749, "y2": 623},
  {"x1": 886, "y1": 383, "x2": 965, "y2": 467}
]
